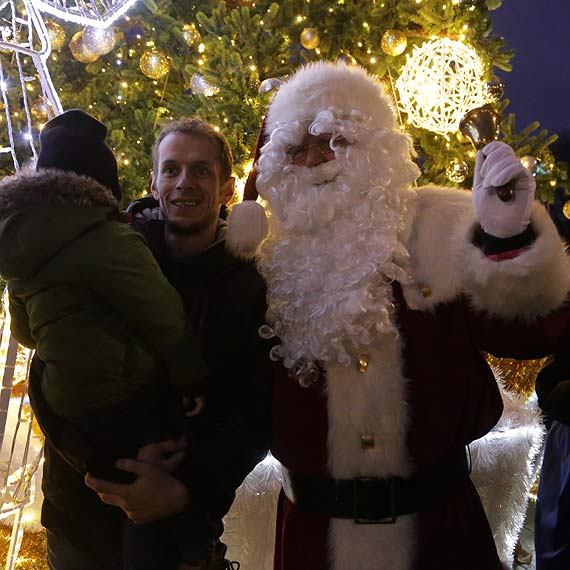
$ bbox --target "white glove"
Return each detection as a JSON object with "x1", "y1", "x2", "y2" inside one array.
[{"x1": 472, "y1": 141, "x2": 535, "y2": 238}]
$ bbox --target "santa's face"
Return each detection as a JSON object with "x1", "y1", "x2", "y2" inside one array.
[{"x1": 286, "y1": 132, "x2": 349, "y2": 169}]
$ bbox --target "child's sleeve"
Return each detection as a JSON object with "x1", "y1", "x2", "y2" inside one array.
[
  {"x1": 76, "y1": 221, "x2": 207, "y2": 395},
  {"x1": 8, "y1": 292, "x2": 35, "y2": 349}
]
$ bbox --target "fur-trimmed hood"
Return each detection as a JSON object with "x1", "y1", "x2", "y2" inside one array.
[{"x1": 0, "y1": 169, "x2": 120, "y2": 280}]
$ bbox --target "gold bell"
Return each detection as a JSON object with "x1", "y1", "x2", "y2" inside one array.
[{"x1": 357, "y1": 353, "x2": 370, "y2": 374}]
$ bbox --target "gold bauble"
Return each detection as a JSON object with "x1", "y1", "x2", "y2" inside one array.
[
  {"x1": 83, "y1": 25, "x2": 116, "y2": 55},
  {"x1": 446, "y1": 159, "x2": 468, "y2": 183},
  {"x1": 181, "y1": 24, "x2": 199, "y2": 46},
  {"x1": 69, "y1": 30, "x2": 99, "y2": 63},
  {"x1": 563, "y1": 200, "x2": 570, "y2": 220},
  {"x1": 31, "y1": 98, "x2": 49, "y2": 120},
  {"x1": 381, "y1": 29, "x2": 407, "y2": 56},
  {"x1": 45, "y1": 20, "x2": 66, "y2": 51},
  {"x1": 300, "y1": 27, "x2": 320, "y2": 50},
  {"x1": 338, "y1": 52, "x2": 357, "y2": 66},
  {"x1": 520, "y1": 155, "x2": 538, "y2": 175},
  {"x1": 139, "y1": 49, "x2": 170, "y2": 79}
]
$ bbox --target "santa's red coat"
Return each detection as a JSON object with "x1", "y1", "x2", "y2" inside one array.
[{"x1": 269, "y1": 189, "x2": 570, "y2": 570}]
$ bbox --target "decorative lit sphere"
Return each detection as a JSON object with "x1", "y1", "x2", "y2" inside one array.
[
  {"x1": 381, "y1": 29, "x2": 407, "y2": 56},
  {"x1": 190, "y1": 73, "x2": 219, "y2": 96},
  {"x1": 395, "y1": 38, "x2": 491, "y2": 135},
  {"x1": 446, "y1": 159, "x2": 469, "y2": 183},
  {"x1": 139, "y1": 49, "x2": 170, "y2": 79},
  {"x1": 181, "y1": 24, "x2": 199, "y2": 46},
  {"x1": 300, "y1": 28, "x2": 320, "y2": 50},
  {"x1": 563, "y1": 200, "x2": 570, "y2": 220},
  {"x1": 258, "y1": 77, "x2": 283, "y2": 95},
  {"x1": 520, "y1": 155, "x2": 538, "y2": 175},
  {"x1": 69, "y1": 31, "x2": 99, "y2": 63},
  {"x1": 486, "y1": 81, "x2": 505, "y2": 101},
  {"x1": 338, "y1": 52, "x2": 357, "y2": 66},
  {"x1": 83, "y1": 26, "x2": 116, "y2": 55},
  {"x1": 45, "y1": 21, "x2": 66, "y2": 51}
]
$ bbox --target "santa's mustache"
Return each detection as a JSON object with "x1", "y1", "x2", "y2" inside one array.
[{"x1": 282, "y1": 159, "x2": 343, "y2": 187}]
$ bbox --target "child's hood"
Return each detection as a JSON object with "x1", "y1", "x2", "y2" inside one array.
[{"x1": 0, "y1": 169, "x2": 119, "y2": 281}]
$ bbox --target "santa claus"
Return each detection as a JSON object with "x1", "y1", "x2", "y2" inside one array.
[{"x1": 228, "y1": 62, "x2": 570, "y2": 570}]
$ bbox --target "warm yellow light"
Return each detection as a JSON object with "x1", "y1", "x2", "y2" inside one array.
[
  {"x1": 121, "y1": 81, "x2": 128, "y2": 88},
  {"x1": 198, "y1": 43, "x2": 205, "y2": 53},
  {"x1": 396, "y1": 38, "x2": 491, "y2": 134},
  {"x1": 123, "y1": 159, "x2": 130, "y2": 165},
  {"x1": 249, "y1": 64, "x2": 257, "y2": 71}
]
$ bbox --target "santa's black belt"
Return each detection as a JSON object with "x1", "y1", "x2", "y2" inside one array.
[{"x1": 281, "y1": 448, "x2": 470, "y2": 524}]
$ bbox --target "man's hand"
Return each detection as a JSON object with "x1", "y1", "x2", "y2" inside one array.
[
  {"x1": 136, "y1": 438, "x2": 187, "y2": 472},
  {"x1": 472, "y1": 141, "x2": 535, "y2": 238},
  {"x1": 85, "y1": 460, "x2": 191, "y2": 525}
]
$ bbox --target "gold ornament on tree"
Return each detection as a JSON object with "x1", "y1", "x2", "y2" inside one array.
[
  {"x1": 395, "y1": 38, "x2": 491, "y2": 135},
  {"x1": 300, "y1": 27, "x2": 320, "y2": 50},
  {"x1": 381, "y1": 29, "x2": 407, "y2": 56},
  {"x1": 181, "y1": 24, "x2": 199, "y2": 46},
  {"x1": 139, "y1": 49, "x2": 170, "y2": 79},
  {"x1": 82, "y1": 26, "x2": 116, "y2": 55},
  {"x1": 31, "y1": 98, "x2": 50, "y2": 120},
  {"x1": 563, "y1": 200, "x2": 570, "y2": 220},
  {"x1": 69, "y1": 30, "x2": 99, "y2": 63},
  {"x1": 189, "y1": 73, "x2": 219, "y2": 96},
  {"x1": 520, "y1": 155, "x2": 538, "y2": 175},
  {"x1": 446, "y1": 158, "x2": 469, "y2": 183},
  {"x1": 45, "y1": 20, "x2": 65, "y2": 51},
  {"x1": 338, "y1": 52, "x2": 357, "y2": 65},
  {"x1": 258, "y1": 77, "x2": 283, "y2": 97}
]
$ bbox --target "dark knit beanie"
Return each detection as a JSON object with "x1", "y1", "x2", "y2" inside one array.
[{"x1": 37, "y1": 109, "x2": 121, "y2": 200}]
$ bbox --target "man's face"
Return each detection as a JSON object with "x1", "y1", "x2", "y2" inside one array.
[{"x1": 151, "y1": 132, "x2": 234, "y2": 235}]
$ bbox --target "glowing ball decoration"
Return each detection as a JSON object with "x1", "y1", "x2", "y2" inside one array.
[
  {"x1": 83, "y1": 25, "x2": 116, "y2": 55},
  {"x1": 69, "y1": 30, "x2": 99, "y2": 63},
  {"x1": 139, "y1": 49, "x2": 170, "y2": 79},
  {"x1": 45, "y1": 20, "x2": 66, "y2": 51},
  {"x1": 395, "y1": 38, "x2": 491, "y2": 135}
]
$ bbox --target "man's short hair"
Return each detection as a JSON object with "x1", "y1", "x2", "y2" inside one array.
[{"x1": 152, "y1": 117, "x2": 233, "y2": 182}]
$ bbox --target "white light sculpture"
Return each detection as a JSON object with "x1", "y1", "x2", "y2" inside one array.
[
  {"x1": 0, "y1": 0, "x2": 63, "y2": 172},
  {"x1": 30, "y1": 0, "x2": 139, "y2": 27},
  {"x1": 395, "y1": 38, "x2": 491, "y2": 135}
]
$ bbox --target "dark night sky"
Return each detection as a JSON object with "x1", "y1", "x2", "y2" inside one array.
[{"x1": 492, "y1": 0, "x2": 570, "y2": 162}]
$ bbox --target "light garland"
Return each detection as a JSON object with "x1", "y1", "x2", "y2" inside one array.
[
  {"x1": 395, "y1": 38, "x2": 490, "y2": 135},
  {"x1": 29, "y1": 0, "x2": 140, "y2": 28}
]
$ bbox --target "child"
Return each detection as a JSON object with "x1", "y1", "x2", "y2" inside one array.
[{"x1": 0, "y1": 109, "x2": 207, "y2": 569}]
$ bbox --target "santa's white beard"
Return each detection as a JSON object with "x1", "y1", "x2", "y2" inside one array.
[{"x1": 258, "y1": 143, "x2": 417, "y2": 386}]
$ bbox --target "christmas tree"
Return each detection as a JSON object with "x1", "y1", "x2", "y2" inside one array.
[{"x1": 5, "y1": 0, "x2": 566, "y2": 206}]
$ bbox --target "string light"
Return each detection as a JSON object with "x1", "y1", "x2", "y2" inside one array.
[{"x1": 32, "y1": 0, "x2": 140, "y2": 28}]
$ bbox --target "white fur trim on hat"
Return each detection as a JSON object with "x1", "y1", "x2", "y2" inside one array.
[
  {"x1": 265, "y1": 61, "x2": 397, "y2": 134},
  {"x1": 226, "y1": 200, "x2": 268, "y2": 259}
]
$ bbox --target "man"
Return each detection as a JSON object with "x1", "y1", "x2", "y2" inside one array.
[
  {"x1": 227, "y1": 62, "x2": 570, "y2": 570},
  {"x1": 34, "y1": 117, "x2": 271, "y2": 570}
]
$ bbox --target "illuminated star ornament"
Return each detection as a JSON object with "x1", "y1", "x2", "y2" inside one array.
[
  {"x1": 395, "y1": 38, "x2": 491, "y2": 135},
  {"x1": 30, "y1": 0, "x2": 140, "y2": 27}
]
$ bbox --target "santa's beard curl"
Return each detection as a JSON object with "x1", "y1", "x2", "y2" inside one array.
[{"x1": 256, "y1": 115, "x2": 420, "y2": 386}]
